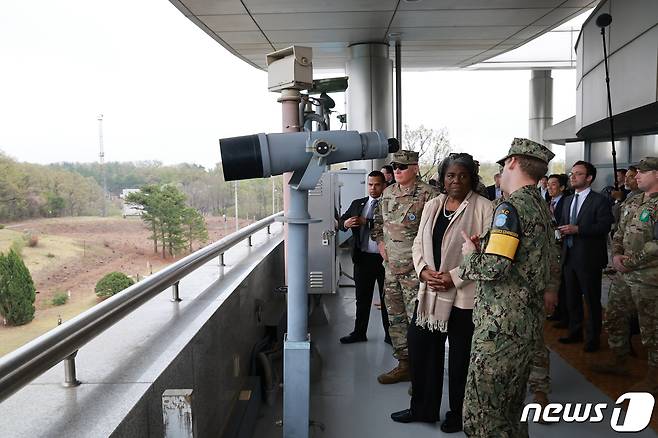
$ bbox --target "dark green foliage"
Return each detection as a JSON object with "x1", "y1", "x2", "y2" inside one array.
[
  {"x1": 53, "y1": 160, "x2": 282, "y2": 220},
  {"x1": 126, "y1": 185, "x2": 208, "y2": 258},
  {"x1": 51, "y1": 292, "x2": 68, "y2": 306},
  {"x1": 0, "y1": 249, "x2": 36, "y2": 325},
  {"x1": 95, "y1": 272, "x2": 135, "y2": 299},
  {"x1": 0, "y1": 152, "x2": 105, "y2": 221},
  {"x1": 46, "y1": 193, "x2": 66, "y2": 217},
  {"x1": 1, "y1": 150, "x2": 283, "y2": 222}
]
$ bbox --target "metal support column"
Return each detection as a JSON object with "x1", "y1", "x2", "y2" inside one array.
[
  {"x1": 529, "y1": 69, "x2": 553, "y2": 149},
  {"x1": 346, "y1": 43, "x2": 394, "y2": 174},
  {"x1": 62, "y1": 351, "x2": 81, "y2": 387},
  {"x1": 282, "y1": 187, "x2": 312, "y2": 438},
  {"x1": 395, "y1": 40, "x2": 402, "y2": 146},
  {"x1": 278, "y1": 89, "x2": 302, "y2": 282},
  {"x1": 171, "y1": 281, "x2": 181, "y2": 302}
]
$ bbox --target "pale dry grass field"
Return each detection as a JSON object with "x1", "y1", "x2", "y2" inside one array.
[{"x1": 0, "y1": 215, "x2": 252, "y2": 357}]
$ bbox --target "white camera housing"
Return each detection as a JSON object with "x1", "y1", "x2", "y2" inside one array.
[{"x1": 266, "y1": 46, "x2": 313, "y2": 92}]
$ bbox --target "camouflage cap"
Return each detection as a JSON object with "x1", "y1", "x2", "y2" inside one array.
[
  {"x1": 636, "y1": 157, "x2": 658, "y2": 171},
  {"x1": 391, "y1": 150, "x2": 419, "y2": 165},
  {"x1": 496, "y1": 138, "x2": 555, "y2": 166}
]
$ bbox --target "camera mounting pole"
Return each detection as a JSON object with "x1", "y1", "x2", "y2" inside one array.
[{"x1": 276, "y1": 137, "x2": 335, "y2": 438}]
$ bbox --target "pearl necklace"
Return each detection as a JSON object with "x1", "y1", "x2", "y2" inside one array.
[{"x1": 442, "y1": 205, "x2": 456, "y2": 219}]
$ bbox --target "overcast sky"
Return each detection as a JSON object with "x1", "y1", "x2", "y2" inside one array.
[{"x1": 0, "y1": 0, "x2": 582, "y2": 169}]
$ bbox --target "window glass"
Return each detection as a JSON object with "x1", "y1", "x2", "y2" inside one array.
[
  {"x1": 589, "y1": 138, "x2": 629, "y2": 165},
  {"x1": 631, "y1": 134, "x2": 658, "y2": 162}
]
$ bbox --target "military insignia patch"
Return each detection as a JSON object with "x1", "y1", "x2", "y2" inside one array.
[
  {"x1": 485, "y1": 202, "x2": 521, "y2": 260},
  {"x1": 639, "y1": 209, "x2": 650, "y2": 222},
  {"x1": 407, "y1": 212, "x2": 416, "y2": 221}
]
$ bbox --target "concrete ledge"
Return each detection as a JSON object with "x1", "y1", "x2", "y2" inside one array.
[{"x1": 0, "y1": 229, "x2": 284, "y2": 438}]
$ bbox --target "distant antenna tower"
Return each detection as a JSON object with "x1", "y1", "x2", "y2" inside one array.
[{"x1": 97, "y1": 114, "x2": 107, "y2": 217}]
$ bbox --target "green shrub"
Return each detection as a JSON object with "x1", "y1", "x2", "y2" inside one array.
[
  {"x1": 10, "y1": 238, "x2": 24, "y2": 257},
  {"x1": 95, "y1": 272, "x2": 134, "y2": 299},
  {"x1": 0, "y1": 224, "x2": 4, "y2": 229},
  {"x1": 51, "y1": 292, "x2": 68, "y2": 306},
  {"x1": 0, "y1": 249, "x2": 36, "y2": 325}
]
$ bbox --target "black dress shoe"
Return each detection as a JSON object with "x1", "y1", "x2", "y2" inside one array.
[
  {"x1": 583, "y1": 341, "x2": 600, "y2": 352},
  {"x1": 558, "y1": 335, "x2": 583, "y2": 344},
  {"x1": 440, "y1": 411, "x2": 463, "y2": 433},
  {"x1": 340, "y1": 333, "x2": 367, "y2": 344},
  {"x1": 390, "y1": 409, "x2": 436, "y2": 424},
  {"x1": 552, "y1": 321, "x2": 568, "y2": 329}
]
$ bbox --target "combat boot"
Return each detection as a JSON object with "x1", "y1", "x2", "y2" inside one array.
[
  {"x1": 377, "y1": 360, "x2": 410, "y2": 384},
  {"x1": 590, "y1": 351, "x2": 630, "y2": 376},
  {"x1": 629, "y1": 364, "x2": 658, "y2": 395}
]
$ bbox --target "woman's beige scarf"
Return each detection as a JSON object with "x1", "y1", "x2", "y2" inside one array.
[
  {"x1": 415, "y1": 195, "x2": 469, "y2": 332},
  {"x1": 416, "y1": 280, "x2": 456, "y2": 332}
]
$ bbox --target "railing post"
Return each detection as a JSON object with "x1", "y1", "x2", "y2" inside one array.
[
  {"x1": 219, "y1": 253, "x2": 225, "y2": 267},
  {"x1": 171, "y1": 281, "x2": 181, "y2": 302},
  {"x1": 62, "y1": 351, "x2": 81, "y2": 387},
  {"x1": 248, "y1": 235, "x2": 253, "y2": 247},
  {"x1": 267, "y1": 224, "x2": 271, "y2": 234}
]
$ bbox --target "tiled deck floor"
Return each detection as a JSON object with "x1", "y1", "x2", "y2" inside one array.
[{"x1": 253, "y1": 251, "x2": 657, "y2": 438}]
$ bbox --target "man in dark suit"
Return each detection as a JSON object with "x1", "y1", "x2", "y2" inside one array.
[
  {"x1": 485, "y1": 173, "x2": 502, "y2": 201},
  {"x1": 339, "y1": 170, "x2": 390, "y2": 344},
  {"x1": 538, "y1": 175, "x2": 551, "y2": 202},
  {"x1": 546, "y1": 173, "x2": 568, "y2": 326},
  {"x1": 381, "y1": 165, "x2": 395, "y2": 187},
  {"x1": 558, "y1": 161, "x2": 614, "y2": 352}
]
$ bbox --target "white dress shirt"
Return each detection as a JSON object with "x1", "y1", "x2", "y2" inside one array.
[
  {"x1": 570, "y1": 187, "x2": 591, "y2": 220},
  {"x1": 361, "y1": 196, "x2": 380, "y2": 253}
]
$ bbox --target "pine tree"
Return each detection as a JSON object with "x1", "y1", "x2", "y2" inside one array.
[
  {"x1": 0, "y1": 249, "x2": 36, "y2": 325},
  {"x1": 182, "y1": 207, "x2": 209, "y2": 252}
]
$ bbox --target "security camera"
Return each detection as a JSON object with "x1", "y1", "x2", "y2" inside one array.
[{"x1": 220, "y1": 130, "x2": 399, "y2": 182}]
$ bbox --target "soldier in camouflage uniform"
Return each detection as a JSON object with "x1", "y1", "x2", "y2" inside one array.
[
  {"x1": 527, "y1": 329, "x2": 551, "y2": 411},
  {"x1": 372, "y1": 150, "x2": 439, "y2": 384},
  {"x1": 459, "y1": 138, "x2": 559, "y2": 438},
  {"x1": 592, "y1": 157, "x2": 658, "y2": 396}
]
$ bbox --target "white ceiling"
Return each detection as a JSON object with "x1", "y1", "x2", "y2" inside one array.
[{"x1": 168, "y1": 0, "x2": 599, "y2": 70}]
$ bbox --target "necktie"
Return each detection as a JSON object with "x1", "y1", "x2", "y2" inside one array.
[
  {"x1": 566, "y1": 194, "x2": 579, "y2": 248},
  {"x1": 360, "y1": 199, "x2": 377, "y2": 251},
  {"x1": 550, "y1": 200, "x2": 556, "y2": 215}
]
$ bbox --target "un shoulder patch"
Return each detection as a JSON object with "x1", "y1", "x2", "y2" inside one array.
[{"x1": 485, "y1": 202, "x2": 521, "y2": 260}]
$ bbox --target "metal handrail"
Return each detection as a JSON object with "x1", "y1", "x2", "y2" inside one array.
[{"x1": 0, "y1": 212, "x2": 283, "y2": 403}]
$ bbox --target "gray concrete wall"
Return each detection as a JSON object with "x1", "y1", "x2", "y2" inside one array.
[{"x1": 113, "y1": 243, "x2": 285, "y2": 437}]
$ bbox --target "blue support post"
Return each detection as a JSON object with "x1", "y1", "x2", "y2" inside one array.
[{"x1": 283, "y1": 187, "x2": 312, "y2": 438}]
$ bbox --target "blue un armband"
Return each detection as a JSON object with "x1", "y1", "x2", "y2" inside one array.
[{"x1": 485, "y1": 202, "x2": 521, "y2": 260}]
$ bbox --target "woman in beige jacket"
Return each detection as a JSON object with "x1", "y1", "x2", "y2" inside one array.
[{"x1": 390, "y1": 153, "x2": 492, "y2": 432}]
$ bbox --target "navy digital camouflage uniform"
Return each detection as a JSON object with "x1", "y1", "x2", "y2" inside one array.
[
  {"x1": 527, "y1": 191, "x2": 561, "y2": 396},
  {"x1": 372, "y1": 151, "x2": 439, "y2": 362},
  {"x1": 459, "y1": 139, "x2": 559, "y2": 438},
  {"x1": 606, "y1": 157, "x2": 658, "y2": 370}
]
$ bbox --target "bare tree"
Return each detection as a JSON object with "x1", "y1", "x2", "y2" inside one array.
[{"x1": 402, "y1": 124, "x2": 452, "y2": 179}]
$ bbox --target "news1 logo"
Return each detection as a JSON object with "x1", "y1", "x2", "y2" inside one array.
[{"x1": 521, "y1": 392, "x2": 655, "y2": 432}]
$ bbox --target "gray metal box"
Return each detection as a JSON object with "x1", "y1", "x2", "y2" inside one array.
[{"x1": 307, "y1": 170, "x2": 367, "y2": 294}]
